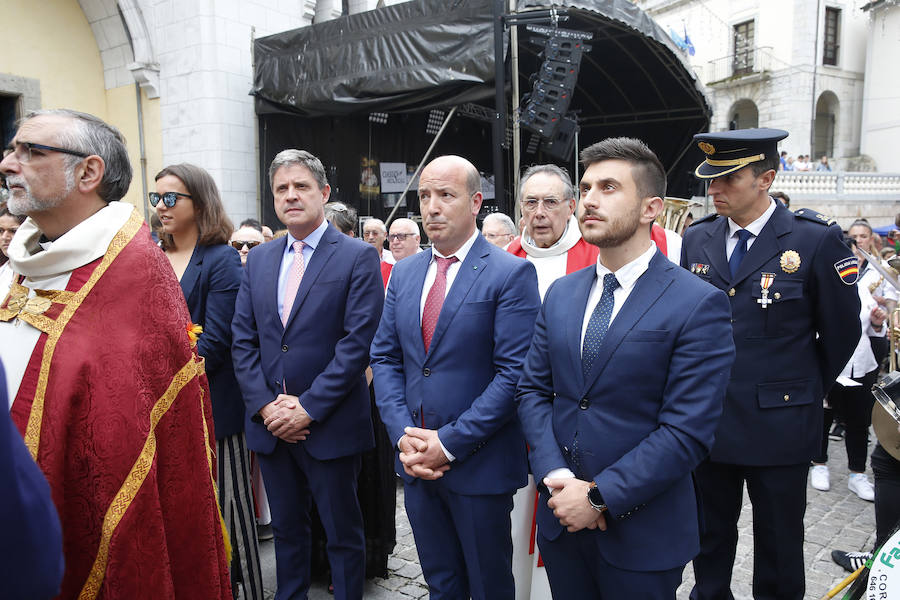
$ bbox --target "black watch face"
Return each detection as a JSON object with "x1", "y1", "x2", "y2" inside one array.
[{"x1": 588, "y1": 485, "x2": 603, "y2": 506}]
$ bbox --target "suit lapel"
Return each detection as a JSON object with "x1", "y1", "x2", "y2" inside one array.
[
  {"x1": 702, "y1": 217, "x2": 731, "y2": 287},
  {"x1": 266, "y1": 237, "x2": 288, "y2": 329},
  {"x1": 580, "y1": 251, "x2": 673, "y2": 394},
  {"x1": 567, "y1": 267, "x2": 596, "y2": 389},
  {"x1": 404, "y1": 250, "x2": 432, "y2": 364},
  {"x1": 284, "y1": 225, "x2": 338, "y2": 327},
  {"x1": 425, "y1": 237, "x2": 488, "y2": 359},
  {"x1": 732, "y1": 203, "x2": 793, "y2": 284},
  {"x1": 179, "y1": 244, "x2": 203, "y2": 302}
]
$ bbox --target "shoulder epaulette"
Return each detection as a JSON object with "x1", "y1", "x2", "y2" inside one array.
[
  {"x1": 793, "y1": 208, "x2": 837, "y2": 226},
  {"x1": 689, "y1": 213, "x2": 719, "y2": 227}
]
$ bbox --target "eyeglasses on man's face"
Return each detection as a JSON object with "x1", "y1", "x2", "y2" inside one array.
[
  {"x1": 520, "y1": 196, "x2": 565, "y2": 213},
  {"x1": 388, "y1": 233, "x2": 416, "y2": 242},
  {"x1": 149, "y1": 191, "x2": 192, "y2": 208},
  {"x1": 3, "y1": 141, "x2": 90, "y2": 164},
  {"x1": 231, "y1": 240, "x2": 261, "y2": 250}
]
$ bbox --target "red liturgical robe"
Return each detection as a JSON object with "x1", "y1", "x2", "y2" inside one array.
[{"x1": 0, "y1": 210, "x2": 231, "y2": 600}]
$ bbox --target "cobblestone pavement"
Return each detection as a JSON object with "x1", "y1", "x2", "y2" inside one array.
[{"x1": 258, "y1": 435, "x2": 876, "y2": 599}]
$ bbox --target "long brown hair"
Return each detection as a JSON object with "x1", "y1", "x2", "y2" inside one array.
[{"x1": 154, "y1": 164, "x2": 233, "y2": 250}]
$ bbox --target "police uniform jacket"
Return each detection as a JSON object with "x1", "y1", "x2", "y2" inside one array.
[{"x1": 680, "y1": 202, "x2": 861, "y2": 465}]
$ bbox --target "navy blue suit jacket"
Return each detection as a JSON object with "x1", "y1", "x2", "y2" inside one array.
[
  {"x1": 181, "y1": 243, "x2": 244, "y2": 439},
  {"x1": 0, "y1": 362, "x2": 64, "y2": 599},
  {"x1": 371, "y1": 234, "x2": 541, "y2": 495},
  {"x1": 681, "y1": 204, "x2": 861, "y2": 465},
  {"x1": 517, "y1": 250, "x2": 735, "y2": 571},
  {"x1": 232, "y1": 223, "x2": 384, "y2": 459}
]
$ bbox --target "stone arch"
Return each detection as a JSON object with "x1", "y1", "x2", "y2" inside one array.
[
  {"x1": 77, "y1": 0, "x2": 158, "y2": 97},
  {"x1": 728, "y1": 98, "x2": 759, "y2": 130},
  {"x1": 814, "y1": 90, "x2": 839, "y2": 160}
]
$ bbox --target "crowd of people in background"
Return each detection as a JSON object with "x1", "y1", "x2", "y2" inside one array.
[{"x1": 779, "y1": 150, "x2": 833, "y2": 172}]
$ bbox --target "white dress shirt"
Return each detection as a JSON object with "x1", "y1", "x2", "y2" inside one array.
[
  {"x1": 415, "y1": 228, "x2": 480, "y2": 462},
  {"x1": 725, "y1": 198, "x2": 776, "y2": 260},
  {"x1": 277, "y1": 219, "x2": 328, "y2": 318}
]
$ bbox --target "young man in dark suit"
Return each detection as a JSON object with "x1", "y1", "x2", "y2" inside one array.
[{"x1": 517, "y1": 137, "x2": 736, "y2": 599}]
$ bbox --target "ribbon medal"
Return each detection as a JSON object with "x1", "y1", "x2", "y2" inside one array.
[{"x1": 757, "y1": 272, "x2": 775, "y2": 309}]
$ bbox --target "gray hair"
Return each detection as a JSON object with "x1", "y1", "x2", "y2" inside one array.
[
  {"x1": 363, "y1": 217, "x2": 386, "y2": 234},
  {"x1": 324, "y1": 201, "x2": 358, "y2": 235},
  {"x1": 482, "y1": 212, "x2": 517, "y2": 236},
  {"x1": 27, "y1": 109, "x2": 132, "y2": 203},
  {"x1": 268, "y1": 149, "x2": 328, "y2": 190},
  {"x1": 390, "y1": 218, "x2": 420, "y2": 236},
  {"x1": 518, "y1": 164, "x2": 575, "y2": 203}
]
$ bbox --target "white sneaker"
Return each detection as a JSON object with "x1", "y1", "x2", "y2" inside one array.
[
  {"x1": 810, "y1": 465, "x2": 830, "y2": 491},
  {"x1": 848, "y1": 473, "x2": 875, "y2": 501}
]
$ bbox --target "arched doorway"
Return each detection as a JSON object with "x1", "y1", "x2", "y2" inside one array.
[
  {"x1": 814, "y1": 91, "x2": 839, "y2": 160},
  {"x1": 728, "y1": 99, "x2": 759, "y2": 130}
]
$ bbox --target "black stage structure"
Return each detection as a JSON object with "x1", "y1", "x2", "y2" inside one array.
[{"x1": 252, "y1": 0, "x2": 711, "y2": 231}]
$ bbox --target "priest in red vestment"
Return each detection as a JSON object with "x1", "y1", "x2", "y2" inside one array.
[{"x1": 0, "y1": 109, "x2": 231, "y2": 600}]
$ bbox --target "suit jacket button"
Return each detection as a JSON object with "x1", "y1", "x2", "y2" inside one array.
[
  {"x1": 281, "y1": 344, "x2": 289, "y2": 352},
  {"x1": 412, "y1": 410, "x2": 418, "y2": 419},
  {"x1": 579, "y1": 398, "x2": 590, "y2": 410},
  {"x1": 423, "y1": 368, "x2": 431, "y2": 377},
  {"x1": 784, "y1": 394, "x2": 790, "y2": 402}
]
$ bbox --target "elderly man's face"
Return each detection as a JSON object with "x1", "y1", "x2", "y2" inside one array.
[
  {"x1": 0, "y1": 115, "x2": 81, "y2": 216},
  {"x1": 389, "y1": 223, "x2": 420, "y2": 261},
  {"x1": 520, "y1": 172, "x2": 575, "y2": 248},
  {"x1": 363, "y1": 223, "x2": 387, "y2": 254},
  {"x1": 230, "y1": 226, "x2": 265, "y2": 265},
  {"x1": 482, "y1": 220, "x2": 514, "y2": 247}
]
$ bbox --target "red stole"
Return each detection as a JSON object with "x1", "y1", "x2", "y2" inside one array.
[
  {"x1": 2, "y1": 214, "x2": 231, "y2": 599},
  {"x1": 507, "y1": 236, "x2": 599, "y2": 274}
]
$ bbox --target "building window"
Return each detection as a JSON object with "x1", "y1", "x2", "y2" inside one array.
[
  {"x1": 733, "y1": 20, "x2": 755, "y2": 76},
  {"x1": 823, "y1": 7, "x2": 840, "y2": 66}
]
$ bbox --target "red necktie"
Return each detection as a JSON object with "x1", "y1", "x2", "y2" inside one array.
[{"x1": 422, "y1": 256, "x2": 458, "y2": 352}]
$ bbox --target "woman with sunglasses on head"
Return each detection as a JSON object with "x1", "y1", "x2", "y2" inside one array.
[{"x1": 152, "y1": 164, "x2": 264, "y2": 600}]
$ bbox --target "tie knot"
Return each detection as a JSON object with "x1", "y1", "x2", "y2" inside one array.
[
  {"x1": 435, "y1": 256, "x2": 458, "y2": 274},
  {"x1": 602, "y1": 273, "x2": 619, "y2": 292},
  {"x1": 735, "y1": 229, "x2": 752, "y2": 243},
  {"x1": 292, "y1": 240, "x2": 305, "y2": 253}
]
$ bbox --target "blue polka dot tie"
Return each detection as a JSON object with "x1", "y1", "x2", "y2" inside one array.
[
  {"x1": 582, "y1": 273, "x2": 619, "y2": 378},
  {"x1": 729, "y1": 229, "x2": 752, "y2": 278}
]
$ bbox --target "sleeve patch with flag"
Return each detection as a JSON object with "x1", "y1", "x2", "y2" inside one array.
[{"x1": 834, "y1": 256, "x2": 860, "y2": 285}]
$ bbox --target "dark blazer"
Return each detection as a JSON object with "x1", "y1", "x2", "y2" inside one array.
[
  {"x1": 517, "y1": 250, "x2": 735, "y2": 572},
  {"x1": 0, "y1": 362, "x2": 64, "y2": 599},
  {"x1": 371, "y1": 233, "x2": 541, "y2": 495},
  {"x1": 180, "y1": 243, "x2": 244, "y2": 440},
  {"x1": 232, "y1": 223, "x2": 384, "y2": 459},
  {"x1": 681, "y1": 204, "x2": 861, "y2": 465}
]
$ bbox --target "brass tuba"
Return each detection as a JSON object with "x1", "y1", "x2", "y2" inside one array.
[{"x1": 656, "y1": 197, "x2": 700, "y2": 235}]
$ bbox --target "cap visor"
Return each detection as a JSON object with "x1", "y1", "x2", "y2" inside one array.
[{"x1": 694, "y1": 161, "x2": 748, "y2": 179}]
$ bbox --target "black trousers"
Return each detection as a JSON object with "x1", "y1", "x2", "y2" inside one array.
[
  {"x1": 691, "y1": 461, "x2": 808, "y2": 600},
  {"x1": 814, "y1": 368, "x2": 878, "y2": 472},
  {"x1": 872, "y1": 443, "x2": 900, "y2": 550}
]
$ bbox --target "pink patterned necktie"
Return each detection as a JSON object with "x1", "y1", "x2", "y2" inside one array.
[
  {"x1": 422, "y1": 256, "x2": 458, "y2": 352},
  {"x1": 281, "y1": 240, "x2": 306, "y2": 325}
]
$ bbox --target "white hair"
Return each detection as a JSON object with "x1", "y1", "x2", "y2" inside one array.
[{"x1": 482, "y1": 212, "x2": 517, "y2": 236}]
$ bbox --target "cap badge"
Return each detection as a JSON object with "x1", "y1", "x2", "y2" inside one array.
[{"x1": 698, "y1": 142, "x2": 716, "y2": 155}]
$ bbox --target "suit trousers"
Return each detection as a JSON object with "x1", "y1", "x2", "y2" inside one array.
[
  {"x1": 403, "y1": 479, "x2": 515, "y2": 600},
  {"x1": 536, "y1": 527, "x2": 683, "y2": 599},
  {"x1": 872, "y1": 443, "x2": 900, "y2": 550},
  {"x1": 258, "y1": 440, "x2": 364, "y2": 600},
  {"x1": 691, "y1": 461, "x2": 808, "y2": 600}
]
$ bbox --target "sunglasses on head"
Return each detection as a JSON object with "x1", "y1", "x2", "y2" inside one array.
[
  {"x1": 149, "y1": 191, "x2": 192, "y2": 208},
  {"x1": 231, "y1": 240, "x2": 261, "y2": 250}
]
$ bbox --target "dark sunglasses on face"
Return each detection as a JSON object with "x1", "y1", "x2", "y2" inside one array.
[
  {"x1": 149, "y1": 191, "x2": 192, "y2": 208},
  {"x1": 388, "y1": 233, "x2": 415, "y2": 242},
  {"x1": 231, "y1": 240, "x2": 261, "y2": 250}
]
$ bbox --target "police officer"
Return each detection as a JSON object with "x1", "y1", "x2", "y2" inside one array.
[{"x1": 681, "y1": 128, "x2": 861, "y2": 600}]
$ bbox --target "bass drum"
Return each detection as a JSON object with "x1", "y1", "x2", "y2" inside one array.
[{"x1": 866, "y1": 525, "x2": 900, "y2": 599}]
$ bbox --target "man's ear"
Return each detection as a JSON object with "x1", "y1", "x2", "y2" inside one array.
[
  {"x1": 76, "y1": 156, "x2": 105, "y2": 195},
  {"x1": 757, "y1": 168, "x2": 776, "y2": 192}
]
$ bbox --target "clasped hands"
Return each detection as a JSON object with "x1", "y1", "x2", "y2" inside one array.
[
  {"x1": 398, "y1": 426, "x2": 450, "y2": 480},
  {"x1": 260, "y1": 394, "x2": 312, "y2": 443},
  {"x1": 544, "y1": 477, "x2": 607, "y2": 533}
]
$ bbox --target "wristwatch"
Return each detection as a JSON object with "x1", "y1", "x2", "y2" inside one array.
[{"x1": 587, "y1": 482, "x2": 607, "y2": 513}]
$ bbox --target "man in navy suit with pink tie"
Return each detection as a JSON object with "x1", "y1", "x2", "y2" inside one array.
[
  {"x1": 517, "y1": 138, "x2": 736, "y2": 599},
  {"x1": 232, "y1": 149, "x2": 384, "y2": 600},
  {"x1": 371, "y1": 155, "x2": 541, "y2": 599}
]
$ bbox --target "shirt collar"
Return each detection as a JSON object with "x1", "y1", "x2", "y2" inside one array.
[
  {"x1": 728, "y1": 197, "x2": 776, "y2": 240},
  {"x1": 286, "y1": 218, "x2": 329, "y2": 252},
  {"x1": 595, "y1": 241, "x2": 657, "y2": 293},
  {"x1": 432, "y1": 228, "x2": 479, "y2": 264}
]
